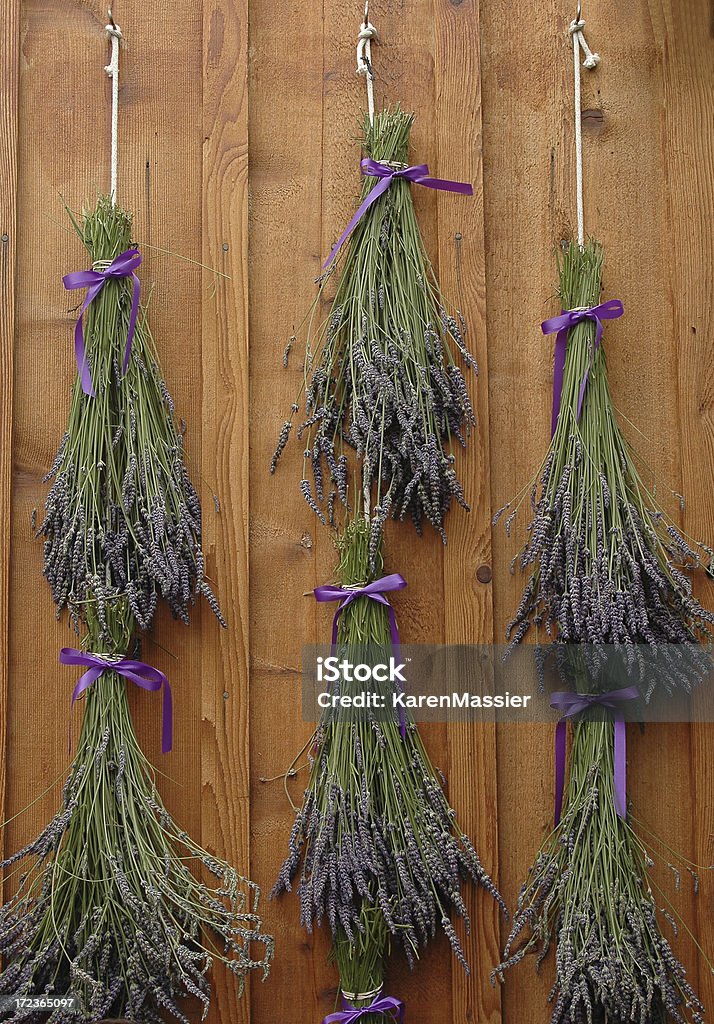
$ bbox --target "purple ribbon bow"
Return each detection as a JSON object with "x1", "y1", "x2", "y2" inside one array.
[
  {"x1": 60, "y1": 647, "x2": 172, "y2": 754},
  {"x1": 550, "y1": 686, "x2": 639, "y2": 825},
  {"x1": 63, "y1": 248, "x2": 142, "y2": 398},
  {"x1": 541, "y1": 299, "x2": 624, "y2": 436},
  {"x1": 314, "y1": 573, "x2": 407, "y2": 737},
  {"x1": 323, "y1": 158, "x2": 473, "y2": 270},
  {"x1": 322, "y1": 992, "x2": 405, "y2": 1024}
]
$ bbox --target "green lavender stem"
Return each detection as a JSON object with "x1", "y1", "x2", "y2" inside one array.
[{"x1": 332, "y1": 908, "x2": 388, "y2": 1024}]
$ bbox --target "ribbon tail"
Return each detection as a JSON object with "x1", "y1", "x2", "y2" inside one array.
[
  {"x1": 117, "y1": 666, "x2": 173, "y2": 755},
  {"x1": 551, "y1": 327, "x2": 569, "y2": 437},
  {"x1": 330, "y1": 607, "x2": 341, "y2": 654},
  {"x1": 123, "y1": 272, "x2": 141, "y2": 376},
  {"x1": 554, "y1": 718, "x2": 567, "y2": 825},
  {"x1": 386, "y1": 605, "x2": 406, "y2": 739},
  {"x1": 161, "y1": 676, "x2": 173, "y2": 754},
  {"x1": 613, "y1": 718, "x2": 627, "y2": 819},
  {"x1": 411, "y1": 175, "x2": 473, "y2": 195},
  {"x1": 322, "y1": 176, "x2": 393, "y2": 271},
  {"x1": 74, "y1": 291, "x2": 99, "y2": 397}
]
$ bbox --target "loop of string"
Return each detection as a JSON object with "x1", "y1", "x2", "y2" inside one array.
[
  {"x1": 341, "y1": 987, "x2": 383, "y2": 1003},
  {"x1": 357, "y1": 1, "x2": 377, "y2": 125},
  {"x1": 84, "y1": 652, "x2": 123, "y2": 664},
  {"x1": 568, "y1": 13, "x2": 600, "y2": 247},
  {"x1": 105, "y1": 14, "x2": 122, "y2": 204}
]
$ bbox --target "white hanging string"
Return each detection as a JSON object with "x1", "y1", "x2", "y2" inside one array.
[
  {"x1": 357, "y1": 1, "x2": 377, "y2": 125},
  {"x1": 568, "y1": 6, "x2": 600, "y2": 247},
  {"x1": 105, "y1": 12, "x2": 122, "y2": 204}
]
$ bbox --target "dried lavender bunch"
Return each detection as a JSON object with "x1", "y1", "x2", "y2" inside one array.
[
  {"x1": 271, "y1": 107, "x2": 476, "y2": 552},
  {"x1": 494, "y1": 718, "x2": 706, "y2": 1024},
  {"x1": 497, "y1": 241, "x2": 713, "y2": 695},
  {"x1": 40, "y1": 196, "x2": 223, "y2": 636},
  {"x1": 0, "y1": 604, "x2": 272, "y2": 1023},
  {"x1": 273, "y1": 518, "x2": 504, "y2": 997}
]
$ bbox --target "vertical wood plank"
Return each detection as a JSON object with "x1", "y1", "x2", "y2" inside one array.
[
  {"x1": 247, "y1": 0, "x2": 327, "y2": 1020},
  {"x1": 481, "y1": 7, "x2": 575, "y2": 1019},
  {"x1": 434, "y1": 1, "x2": 503, "y2": 1021},
  {"x1": 202, "y1": 0, "x2": 253, "y2": 1020},
  {"x1": 0, "y1": 0, "x2": 19, "y2": 857},
  {"x1": 659, "y1": 0, "x2": 714, "y2": 1014}
]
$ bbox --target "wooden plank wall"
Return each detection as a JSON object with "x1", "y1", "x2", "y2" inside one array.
[{"x1": 2, "y1": 1, "x2": 713, "y2": 1023}]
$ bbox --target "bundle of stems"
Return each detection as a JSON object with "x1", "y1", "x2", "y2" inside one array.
[
  {"x1": 331, "y1": 908, "x2": 390, "y2": 1024},
  {"x1": 496, "y1": 241, "x2": 713, "y2": 1021},
  {"x1": 271, "y1": 107, "x2": 477, "y2": 558},
  {"x1": 0, "y1": 605, "x2": 272, "y2": 1023},
  {"x1": 40, "y1": 195, "x2": 223, "y2": 635},
  {"x1": 495, "y1": 717, "x2": 706, "y2": 1024},
  {"x1": 498, "y1": 241, "x2": 713, "y2": 695},
  {"x1": 0, "y1": 196, "x2": 272, "y2": 1020},
  {"x1": 273, "y1": 519, "x2": 504, "y2": 1013}
]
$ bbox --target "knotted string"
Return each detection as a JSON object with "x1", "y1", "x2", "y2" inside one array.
[
  {"x1": 569, "y1": 9, "x2": 600, "y2": 246},
  {"x1": 357, "y1": 2, "x2": 378, "y2": 126},
  {"x1": 105, "y1": 13, "x2": 122, "y2": 203}
]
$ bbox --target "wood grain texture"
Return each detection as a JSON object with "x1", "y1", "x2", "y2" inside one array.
[
  {"x1": 0, "y1": 0, "x2": 19, "y2": 870},
  {"x1": 433, "y1": 1, "x2": 502, "y2": 1022},
  {"x1": 247, "y1": 0, "x2": 327, "y2": 1018},
  {"x1": 2, "y1": 1, "x2": 713, "y2": 1023},
  {"x1": 659, "y1": 0, "x2": 714, "y2": 1011},
  {"x1": 201, "y1": 0, "x2": 253, "y2": 1020}
]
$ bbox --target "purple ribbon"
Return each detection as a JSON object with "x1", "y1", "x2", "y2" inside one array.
[
  {"x1": 550, "y1": 686, "x2": 639, "y2": 825},
  {"x1": 323, "y1": 158, "x2": 473, "y2": 270},
  {"x1": 322, "y1": 992, "x2": 405, "y2": 1024},
  {"x1": 314, "y1": 573, "x2": 407, "y2": 737},
  {"x1": 541, "y1": 299, "x2": 624, "y2": 436},
  {"x1": 63, "y1": 248, "x2": 142, "y2": 398},
  {"x1": 60, "y1": 647, "x2": 172, "y2": 754}
]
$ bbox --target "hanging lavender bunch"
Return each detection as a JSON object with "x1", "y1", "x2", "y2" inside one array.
[
  {"x1": 40, "y1": 195, "x2": 223, "y2": 636},
  {"x1": 0, "y1": 197, "x2": 272, "y2": 1022},
  {"x1": 0, "y1": 603, "x2": 272, "y2": 1024},
  {"x1": 494, "y1": 720, "x2": 707, "y2": 1024},
  {"x1": 498, "y1": 242, "x2": 713, "y2": 696},
  {"x1": 494, "y1": 241, "x2": 713, "y2": 1023},
  {"x1": 270, "y1": 107, "x2": 477, "y2": 552},
  {"x1": 273, "y1": 519, "x2": 504, "y2": 1017}
]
